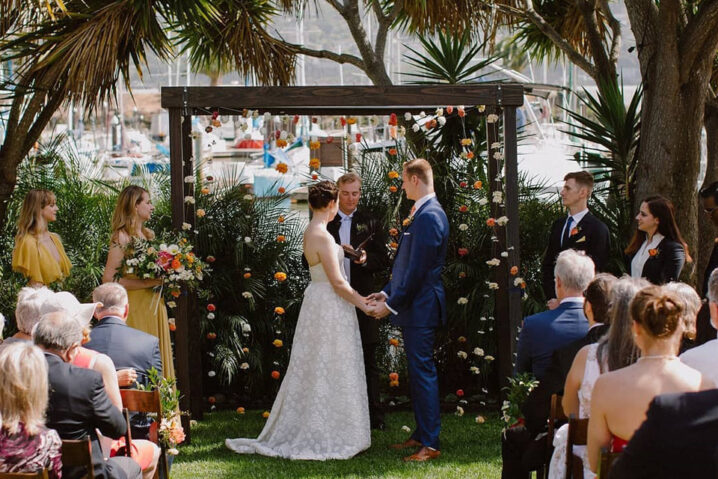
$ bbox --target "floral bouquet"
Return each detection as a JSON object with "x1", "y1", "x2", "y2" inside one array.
[
  {"x1": 138, "y1": 368, "x2": 186, "y2": 455},
  {"x1": 501, "y1": 372, "x2": 539, "y2": 433},
  {"x1": 118, "y1": 233, "x2": 210, "y2": 301}
]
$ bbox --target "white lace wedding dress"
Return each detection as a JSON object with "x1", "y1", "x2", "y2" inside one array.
[
  {"x1": 225, "y1": 243, "x2": 370, "y2": 460},
  {"x1": 548, "y1": 343, "x2": 602, "y2": 479}
]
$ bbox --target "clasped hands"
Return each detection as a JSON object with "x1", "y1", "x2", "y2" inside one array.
[{"x1": 363, "y1": 292, "x2": 391, "y2": 319}]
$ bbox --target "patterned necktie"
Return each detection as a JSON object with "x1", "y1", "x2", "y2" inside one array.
[{"x1": 562, "y1": 216, "x2": 573, "y2": 247}]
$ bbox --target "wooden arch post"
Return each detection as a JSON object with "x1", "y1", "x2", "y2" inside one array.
[{"x1": 162, "y1": 84, "x2": 525, "y2": 435}]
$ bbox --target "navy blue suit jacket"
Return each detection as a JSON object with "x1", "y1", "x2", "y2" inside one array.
[
  {"x1": 383, "y1": 196, "x2": 449, "y2": 328},
  {"x1": 515, "y1": 299, "x2": 588, "y2": 380},
  {"x1": 85, "y1": 316, "x2": 162, "y2": 387}
]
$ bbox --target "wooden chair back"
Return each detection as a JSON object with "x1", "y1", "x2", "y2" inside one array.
[
  {"x1": 540, "y1": 393, "x2": 568, "y2": 479},
  {"x1": 61, "y1": 437, "x2": 94, "y2": 479},
  {"x1": 565, "y1": 415, "x2": 589, "y2": 479},
  {"x1": 119, "y1": 389, "x2": 169, "y2": 479},
  {"x1": 597, "y1": 447, "x2": 621, "y2": 479},
  {"x1": 0, "y1": 470, "x2": 50, "y2": 479}
]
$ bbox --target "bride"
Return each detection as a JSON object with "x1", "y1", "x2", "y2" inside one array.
[{"x1": 226, "y1": 180, "x2": 372, "y2": 460}]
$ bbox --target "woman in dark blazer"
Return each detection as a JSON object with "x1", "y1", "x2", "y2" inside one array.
[{"x1": 625, "y1": 195, "x2": 690, "y2": 284}]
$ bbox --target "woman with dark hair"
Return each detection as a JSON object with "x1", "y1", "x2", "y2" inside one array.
[
  {"x1": 226, "y1": 180, "x2": 372, "y2": 459},
  {"x1": 625, "y1": 195, "x2": 690, "y2": 284}
]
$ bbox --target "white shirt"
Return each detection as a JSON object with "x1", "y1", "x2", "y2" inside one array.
[
  {"x1": 680, "y1": 338, "x2": 718, "y2": 386},
  {"x1": 559, "y1": 296, "x2": 584, "y2": 306},
  {"x1": 560, "y1": 208, "x2": 589, "y2": 245},
  {"x1": 631, "y1": 233, "x2": 664, "y2": 278},
  {"x1": 337, "y1": 209, "x2": 355, "y2": 282}
]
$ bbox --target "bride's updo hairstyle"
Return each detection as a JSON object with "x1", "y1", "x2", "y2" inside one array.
[
  {"x1": 308, "y1": 180, "x2": 338, "y2": 210},
  {"x1": 630, "y1": 285, "x2": 684, "y2": 339}
]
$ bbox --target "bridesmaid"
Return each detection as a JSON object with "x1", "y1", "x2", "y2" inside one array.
[
  {"x1": 12, "y1": 189, "x2": 72, "y2": 286},
  {"x1": 102, "y1": 185, "x2": 175, "y2": 380}
]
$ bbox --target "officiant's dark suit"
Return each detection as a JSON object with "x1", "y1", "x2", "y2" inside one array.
[
  {"x1": 609, "y1": 389, "x2": 718, "y2": 479},
  {"x1": 542, "y1": 212, "x2": 610, "y2": 299},
  {"x1": 328, "y1": 207, "x2": 388, "y2": 429}
]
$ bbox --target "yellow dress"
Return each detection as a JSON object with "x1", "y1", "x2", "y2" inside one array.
[
  {"x1": 125, "y1": 283, "x2": 176, "y2": 381},
  {"x1": 12, "y1": 233, "x2": 72, "y2": 285}
]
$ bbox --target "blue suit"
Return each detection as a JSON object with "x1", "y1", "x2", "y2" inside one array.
[
  {"x1": 383, "y1": 196, "x2": 449, "y2": 450},
  {"x1": 515, "y1": 299, "x2": 588, "y2": 381}
]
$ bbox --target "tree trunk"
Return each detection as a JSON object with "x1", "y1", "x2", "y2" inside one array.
[{"x1": 698, "y1": 98, "x2": 718, "y2": 293}]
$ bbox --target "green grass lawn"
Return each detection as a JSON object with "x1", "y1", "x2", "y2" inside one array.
[{"x1": 172, "y1": 410, "x2": 503, "y2": 479}]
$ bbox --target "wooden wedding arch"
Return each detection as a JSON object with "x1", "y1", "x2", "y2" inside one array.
[{"x1": 161, "y1": 84, "x2": 524, "y2": 438}]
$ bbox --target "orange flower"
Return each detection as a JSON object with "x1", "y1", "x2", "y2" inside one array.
[
  {"x1": 243, "y1": 272, "x2": 252, "y2": 279},
  {"x1": 200, "y1": 187, "x2": 210, "y2": 195},
  {"x1": 346, "y1": 117, "x2": 357, "y2": 125},
  {"x1": 460, "y1": 138, "x2": 472, "y2": 146},
  {"x1": 459, "y1": 205, "x2": 468, "y2": 213},
  {"x1": 207, "y1": 304, "x2": 216, "y2": 312},
  {"x1": 458, "y1": 247, "x2": 469, "y2": 257},
  {"x1": 275, "y1": 162, "x2": 288, "y2": 174},
  {"x1": 486, "y1": 218, "x2": 496, "y2": 227},
  {"x1": 171, "y1": 259, "x2": 181, "y2": 270},
  {"x1": 171, "y1": 290, "x2": 181, "y2": 298},
  {"x1": 459, "y1": 181, "x2": 468, "y2": 188},
  {"x1": 275, "y1": 306, "x2": 285, "y2": 315},
  {"x1": 278, "y1": 216, "x2": 285, "y2": 223},
  {"x1": 458, "y1": 336, "x2": 467, "y2": 343},
  {"x1": 389, "y1": 338, "x2": 399, "y2": 347},
  {"x1": 242, "y1": 347, "x2": 249, "y2": 353},
  {"x1": 390, "y1": 380, "x2": 399, "y2": 387},
  {"x1": 271, "y1": 370, "x2": 281, "y2": 380},
  {"x1": 169, "y1": 322, "x2": 176, "y2": 332},
  {"x1": 457, "y1": 106, "x2": 466, "y2": 117},
  {"x1": 510, "y1": 266, "x2": 519, "y2": 275},
  {"x1": 309, "y1": 158, "x2": 321, "y2": 169},
  {"x1": 274, "y1": 272, "x2": 287, "y2": 282},
  {"x1": 311, "y1": 173, "x2": 318, "y2": 180},
  {"x1": 388, "y1": 148, "x2": 398, "y2": 156},
  {"x1": 272, "y1": 339, "x2": 283, "y2": 348},
  {"x1": 262, "y1": 411, "x2": 270, "y2": 418},
  {"x1": 389, "y1": 228, "x2": 398, "y2": 237},
  {"x1": 278, "y1": 186, "x2": 286, "y2": 194},
  {"x1": 649, "y1": 248, "x2": 659, "y2": 257},
  {"x1": 236, "y1": 407, "x2": 245, "y2": 414},
  {"x1": 458, "y1": 271, "x2": 467, "y2": 279},
  {"x1": 466, "y1": 151, "x2": 475, "y2": 159},
  {"x1": 390, "y1": 241, "x2": 398, "y2": 249},
  {"x1": 388, "y1": 170, "x2": 399, "y2": 179},
  {"x1": 473, "y1": 180, "x2": 482, "y2": 189},
  {"x1": 208, "y1": 396, "x2": 216, "y2": 404},
  {"x1": 276, "y1": 139, "x2": 288, "y2": 148},
  {"x1": 206, "y1": 332, "x2": 217, "y2": 340},
  {"x1": 389, "y1": 372, "x2": 399, "y2": 381},
  {"x1": 570, "y1": 227, "x2": 579, "y2": 236},
  {"x1": 389, "y1": 186, "x2": 398, "y2": 193},
  {"x1": 309, "y1": 140, "x2": 321, "y2": 150},
  {"x1": 277, "y1": 235, "x2": 286, "y2": 243}
]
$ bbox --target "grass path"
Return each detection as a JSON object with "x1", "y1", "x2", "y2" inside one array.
[{"x1": 172, "y1": 410, "x2": 503, "y2": 479}]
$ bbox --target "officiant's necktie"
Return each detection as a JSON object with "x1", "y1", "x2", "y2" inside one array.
[{"x1": 561, "y1": 216, "x2": 574, "y2": 247}]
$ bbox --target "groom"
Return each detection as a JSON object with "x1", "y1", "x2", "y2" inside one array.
[{"x1": 368, "y1": 158, "x2": 449, "y2": 462}]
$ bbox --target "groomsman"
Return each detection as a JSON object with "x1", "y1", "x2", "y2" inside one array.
[
  {"x1": 328, "y1": 172, "x2": 389, "y2": 430},
  {"x1": 541, "y1": 171, "x2": 610, "y2": 308}
]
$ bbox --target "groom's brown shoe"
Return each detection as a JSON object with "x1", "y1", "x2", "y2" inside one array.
[
  {"x1": 403, "y1": 447, "x2": 441, "y2": 462},
  {"x1": 389, "y1": 438, "x2": 422, "y2": 450}
]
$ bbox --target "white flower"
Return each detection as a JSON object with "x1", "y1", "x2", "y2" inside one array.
[
  {"x1": 244, "y1": 237, "x2": 252, "y2": 243},
  {"x1": 459, "y1": 223, "x2": 468, "y2": 231},
  {"x1": 485, "y1": 355, "x2": 495, "y2": 361},
  {"x1": 478, "y1": 105, "x2": 486, "y2": 113},
  {"x1": 401, "y1": 425, "x2": 411, "y2": 433},
  {"x1": 457, "y1": 351, "x2": 468, "y2": 359},
  {"x1": 242, "y1": 291, "x2": 253, "y2": 299},
  {"x1": 240, "y1": 362, "x2": 249, "y2": 370},
  {"x1": 242, "y1": 323, "x2": 251, "y2": 333},
  {"x1": 470, "y1": 366, "x2": 480, "y2": 375},
  {"x1": 184, "y1": 195, "x2": 195, "y2": 205},
  {"x1": 143, "y1": 273, "x2": 150, "y2": 279},
  {"x1": 207, "y1": 370, "x2": 216, "y2": 377},
  {"x1": 437, "y1": 116, "x2": 447, "y2": 126},
  {"x1": 279, "y1": 130, "x2": 288, "y2": 140},
  {"x1": 243, "y1": 194, "x2": 253, "y2": 201},
  {"x1": 207, "y1": 313, "x2": 215, "y2": 320},
  {"x1": 435, "y1": 107, "x2": 443, "y2": 116},
  {"x1": 478, "y1": 198, "x2": 489, "y2": 206},
  {"x1": 420, "y1": 111, "x2": 426, "y2": 117},
  {"x1": 181, "y1": 222, "x2": 191, "y2": 231},
  {"x1": 501, "y1": 251, "x2": 509, "y2": 258},
  {"x1": 474, "y1": 347, "x2": 485, "y2": 356},
  {"x1": 457, "y1": 297, "x2": 468, "y2": 305},
  {"x1": 475, "y1": 415, "x2": 486, "y2": 424},
  {"x1": 487, "y1": 113, "x2": 499, "y2": 123},
  {"x1": 167, "y1": 244, "x2": 180, "y2": 255},
  {"x1": 492, "y1": 191, "x2": 503, "y2": 203},
  {"x1": 486, "y1": 258, "x2": 500, "y2": 267},
  {"x1": 184, "y1": 175, "x2": 195, "y2": 184},
  {"x1": 488, "y1": 282, "x2": 499, "y2": 290},
  {"x1": 167, "y1": 448, "x2": 180, "y2": 456},
  {"x1": 126, "y1": 267, "x2": 134, "y2": 274},
  {"x1": 480, "y1": 316, "x2": 487, "y2": 321},
  {"x1": 398, "y1": 126, "x2": 406, "y2": 138},
  {"x1": 494, "y1": 151, "x2": 504, "y2": 160},
  {"x1": 456, "y1": 406, "x2": 465, "y2": 416},
  {"x1": 412, "y1": 123, "x2": 420, "y2": 132},
  {"x1": 496, "y1": 216, "x2": 509, "y2": 226},
  {"x1": 404, "y1": 112, "x2": 412, "y2": 121},
  {"x1": 491, "y1": 142, "x2": 501, "y2": 149},
  {"x1": 259, "y1": 127, "x2": 266, "y2": 135},
  {"x1": 514, "y1": 277, "x2": 525, "y2": 287},
  {"x1": 263, "y1": 112, "x2": 271, "y2": 120}
]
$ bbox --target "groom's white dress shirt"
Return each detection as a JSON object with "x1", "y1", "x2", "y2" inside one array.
[
  {"x1": 382, "y1": 192, "x2": 436, "y2": 315},
  {"x1": 338, "y1": 209, "x2": 355, "y2": 282}
]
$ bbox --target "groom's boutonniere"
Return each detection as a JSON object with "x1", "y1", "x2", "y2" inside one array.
[
  {"x1": 570, "y1": 225, "x2": 581, "y2": 237},
  {"x1": 648, "y1": 248, "x2": 659, "y2": 257}
]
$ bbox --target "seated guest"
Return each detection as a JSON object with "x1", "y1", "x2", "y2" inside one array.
[
  {"x1": 608, "y1": 389, "x2": 718, "y2": 479},
  {"x1": 516, "y1": 249, "x2": 594, "y2": 381},
  {"x1": 0, "y1": 342, "x2": 62, "y2": 478},
  {"x1": 696, "y1": 183, "x2": 718, "y2": 345},
  {"x1": 680, "y1": 269, "x2": 718, "y2": 385},
  {"x1": 587, "y1": 285, "x2": 713, "y2": 473},
  {"x1": 87, "y1": 283, "x2": 162, "y2": 440},
  {"x1": 503, "y1": 273, "x2": 615, "y2": 479},
  {"x1": 663, "y1": 281, "x2": 701, "y2": 352},
  {"x1": 0, "y1": 287, "x2": 54, "y2": 354},
  {"x1": 34, "y1": 311, "x2": 141, "y2": 479},
  {"x1": 548, "y1": 276, "x2": 648, "y2": 479},
  {"x1": 625, "y1": 195, "x2": 689, "y2": 284}
]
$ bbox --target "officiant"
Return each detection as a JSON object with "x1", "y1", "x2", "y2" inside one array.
[{"x1": 328, "y1": 172, "x2": 389, "y2": 430}]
